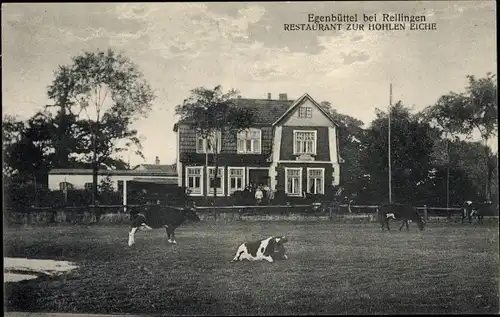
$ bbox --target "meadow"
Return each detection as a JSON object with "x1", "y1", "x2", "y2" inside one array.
[{"x1": 4, "y1": 220, "x2": 499, "y2": 315}]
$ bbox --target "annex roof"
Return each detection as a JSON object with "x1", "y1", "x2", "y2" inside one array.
[{"x1": 48, "y1": 168, "x2": 177, "y2": 177}]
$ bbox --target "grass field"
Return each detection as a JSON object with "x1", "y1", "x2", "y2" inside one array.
[{"x1": 4, "y1": 221, "x2": 500, "y2": 315}]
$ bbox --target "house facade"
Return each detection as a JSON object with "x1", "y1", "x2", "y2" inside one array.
[{"x1": 174, "y1": 93, "x2": 342, "y2": 199}]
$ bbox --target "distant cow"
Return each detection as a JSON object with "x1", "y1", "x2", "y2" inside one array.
[
  {"x1": 231, "y1": 236, "x2": 288, "y2": 263},
  {"x1": 461, "y1": 201, "x2": 484, "y2": 224},
  {"x1": 128, "y1": 204, "x2": 200, "y2": 246},
  {"x1": 377, "y1": 203, "x2": 425, "y2": 232}
]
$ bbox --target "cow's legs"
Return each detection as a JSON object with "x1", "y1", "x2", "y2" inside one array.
[
  {"x1": 165, "y1": 226, "x2": 173, "y2": 243},
  {"x1": 263, "y1": 255, "x2": 274, "y2": 263},
  {"x1": 399, "y1": 221, "x2": 405, "y2": 231},
  {"x1": 128, "y1": 227, "x2": 138, "y2": 247},
  {"x1": 171, "y1": 230, "x2": 177, "y2": 244},
  {"x1": 399, "y1": 220, "x2": 409, "y2": 231}
]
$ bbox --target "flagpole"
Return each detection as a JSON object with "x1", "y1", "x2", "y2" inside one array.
[{"x1": 388, "y1": 83, "x2": 393, "y2": 203}]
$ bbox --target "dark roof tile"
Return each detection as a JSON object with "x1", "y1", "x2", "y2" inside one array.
[{"x1": 175, "y1": 98, "x2": 294, "y2": 128}]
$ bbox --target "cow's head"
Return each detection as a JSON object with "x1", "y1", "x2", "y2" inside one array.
[
  {"x1": 183, "y1": 206, "x2": 200, "y2": 222},
  {"x1": 270, "y1": 236, "x2": 288, "y2": 260},
  {"x1": 274, "y1": 236, "x2": 288, "y2": 244}
]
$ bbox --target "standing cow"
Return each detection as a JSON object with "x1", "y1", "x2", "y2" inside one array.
[
  {"x1": 128, "y1": 204, "x2": 200, "y2": 246},
  {"x1": 231, "y1": 236, "x2": 288, "y2": 263},
  {"x1": 461, "y1": 201, "x2": 484, "y2": 224},
  {"x1": 377, "y1": 203, "x2": 425, "y2": 232}
]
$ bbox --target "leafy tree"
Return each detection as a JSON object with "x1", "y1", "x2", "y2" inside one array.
[
  {"x1": 360, "y1": 101, "x2": 435, "y2": 204},
  {"x1": 46, "y1": 65, "x2": 79, "y2": 168},
  {"x1": 2, "y1": 115, "x2": 26, "y2": 179},
  {"x1": 425, "y1": 73, "x2": 497, "y2": 200},
  {"x1": 422, "y1": 93, "x2": 469, "y2": 208},
  {"x1": 48, "y1": 49, "x2": 156, "y2": 204},
  {"x1": 461, "y1": 73, "x2": 498, "y2": 200},
  {"x1": 319, "y1": 101, "x2": 366, "y2": 199},
  {"x1": 2, "y1": 113, "x2": 55, "y2": 184},
  {"x1": 175, "y1": 85, "x2": 255, "y2": 202}
]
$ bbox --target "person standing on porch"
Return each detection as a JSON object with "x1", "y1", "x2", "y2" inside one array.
[{"x1": 255, "y1": 186, "x2": 263, "y2": 205}]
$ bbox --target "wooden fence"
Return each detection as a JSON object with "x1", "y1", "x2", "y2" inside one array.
[{"x1": 5, "y1": 202, "x2": 487, "y2": 226}]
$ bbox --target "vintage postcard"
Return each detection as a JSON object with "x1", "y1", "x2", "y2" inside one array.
[{"x1": 2, "y1": 1, "x2": 498, "y2": 315}]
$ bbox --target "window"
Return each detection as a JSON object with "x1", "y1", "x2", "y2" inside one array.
[
  {"x1": 207, "y1": 167, "x2": 225, "y2": 196},
  {"x1": 299, "y1": 106, "x2": 312, "y2": 118},
  {"x1": 59, "y1": 182, "x2": 74, "y2": 192},
  {"x1": 228, "y1": 167, "x2": 245, "y2": 194},
  {"x1": 293, "y1": 130, "x2": 317, "y2": 155},
  {"x1": 196, "y1": 131, "x2": 222, "y2": 153},
  {"x1": 307, "y1": 168, "x2": 324, "y2": 194},
  {"x1": 237, "y1": 128, "x2": 261, "y2": 154},
  {"x1": 186, "y1": 167, "x2": 203, "y2": 195},
  {"x1": 84, "y1": 182, "x2": 94, "y2": 191},
  {"x1": 285, "y1": 168, "x2": 302, "y2": 196}
]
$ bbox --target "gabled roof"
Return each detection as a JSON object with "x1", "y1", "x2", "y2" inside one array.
[
  {"x1": 272, "y1": 93, "x2": 340, "y2": 127},
  {"x1": 232, "y1": 98, "x2": 294, "y2": 124},
  {"x1": 173, "y1": 98, "x2": 294, "y2": 131}
]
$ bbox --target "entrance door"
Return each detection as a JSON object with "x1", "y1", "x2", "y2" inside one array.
[{"x1": 248, "y1": 169, "x2": 269, "y2": 186}]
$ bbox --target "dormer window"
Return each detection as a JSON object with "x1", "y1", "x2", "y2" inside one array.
[
  {"x1": 298, "y1": 106, "x2": 312, "y2": 118},
  {"x1": 237, "y1": 128, "x2": 261, "y2": 154}
]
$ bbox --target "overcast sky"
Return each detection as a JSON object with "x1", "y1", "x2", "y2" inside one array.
[{"x1": 2, "y1": 1, "x2": 497, "y2": 165}]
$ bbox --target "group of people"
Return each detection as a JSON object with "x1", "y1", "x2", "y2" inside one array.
[{"x1": 243, "y1": 183, "x2": 274, "y2": 205}]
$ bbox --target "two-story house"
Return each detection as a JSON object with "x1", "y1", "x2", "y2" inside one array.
[{"x1": 173, "y1": 93, "x2": 342, "y2": 200}]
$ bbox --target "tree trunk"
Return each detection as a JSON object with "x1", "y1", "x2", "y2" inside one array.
[
  {"x1": 484, "y1": 138, "x2": 491, "y2": 201},
  {"x1": 92, "y1": 133, "x2": 100, "y2": 223},
  {"x1": 56, "y1": 92, "x2": 71, "y2": 168},
  {"x1": 213, "y1": 139, "x2": 219, "y2": 220},
  {"x1": 446, "y1": 137, "x2": 450, "y2": 209}
]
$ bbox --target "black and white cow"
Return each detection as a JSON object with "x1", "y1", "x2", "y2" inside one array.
[
  {"x1": 461, "y1": 201, "x2": 484, "y2": 224},
  {"x1": 231, "y1": 236, "x2": 288, "y2": 263},
  {"x1": 378, "y1": 203, "x2": 426, "y2": 232},
  {"x1": 128, "y1": 204, "x2": 200, "y2": 246}
]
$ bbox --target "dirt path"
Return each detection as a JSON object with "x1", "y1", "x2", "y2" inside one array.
[{"x1": 4, "y1": 257, "x2": 78, "y2": 283}]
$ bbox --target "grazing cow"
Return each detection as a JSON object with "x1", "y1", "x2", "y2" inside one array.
[
  {"x1": 231, "y1": 236, "x2": 288, "y2": 263},
  {"x1": 377, "y1": 203, "x2": 425, "y2": 232},
  {"x1": 128, "y1": 204, "x2": 200, "y2": 246},
  {"x1": 461, "y1": 201, "x2": 484, "y2": 224}
]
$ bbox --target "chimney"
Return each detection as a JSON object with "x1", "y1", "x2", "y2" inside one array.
[
  {"x1": 279, "y1": 93, "x2": 288, "y2": 101},
  {"x1": 267, "y1": 93, "x2": 271, "y2": 100},
  {"x1": 155, "y1": 156, "x2": 160, "y2": 165},
  {"x1": 237, "y1": 95, "x2": 242, "y2": 99}
]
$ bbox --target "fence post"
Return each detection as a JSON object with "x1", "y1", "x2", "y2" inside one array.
[
  {"x1": 27, "y1": 207, "x2": 32, "y2": 226},
  {"x1": 424, "y1": 205, "x2": 428, "y2": 222}
]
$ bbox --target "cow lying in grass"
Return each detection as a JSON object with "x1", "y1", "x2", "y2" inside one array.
[
  {"x1": 128, "y1": 205, "x2": 200, "y2": 246},
  {"x1": 231, "y1": 236, "x2": 288, "y2": 263},
  {"x1": 377, "y1": 203, "x2": 425, "y2": 232}
]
